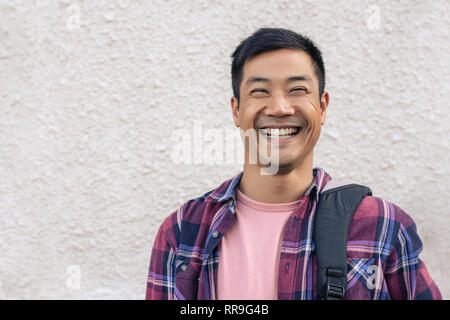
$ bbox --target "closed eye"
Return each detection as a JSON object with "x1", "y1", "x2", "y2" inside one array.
[
  {"x1": 250, "y1": 88, "x2": 269, "y2": 94},
  {"x1": 290, "y1": 87, "x2": 307, "y2": 93}
]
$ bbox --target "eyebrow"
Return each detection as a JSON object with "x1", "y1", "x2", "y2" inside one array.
[{"x1": 244, "y1": 75, "x2": 313, "y2": 87}]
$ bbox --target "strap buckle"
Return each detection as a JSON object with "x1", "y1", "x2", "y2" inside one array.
[
  {"x1": 327, "y1": 282, "x2": 345, "y2": 299},
  {"x1": 325, "y1": 268, "x2": 346, "y2": 299}
]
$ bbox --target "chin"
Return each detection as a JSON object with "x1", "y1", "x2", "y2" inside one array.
[{"x1": 256, "y1": 158, "x2": 297, "y2": 175}]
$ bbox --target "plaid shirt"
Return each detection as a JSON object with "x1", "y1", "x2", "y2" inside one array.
[{"x1": 146, "y1": 168, "x2": 442, "y2": 300}]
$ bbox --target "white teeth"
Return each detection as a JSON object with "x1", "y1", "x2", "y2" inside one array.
[{"x1": 259, "y1": 127, "x2": 300, "y2": 137}]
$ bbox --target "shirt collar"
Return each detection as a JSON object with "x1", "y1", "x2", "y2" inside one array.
[{"x1": 203, "y1": 167, "x2": 331, "y2": 203}]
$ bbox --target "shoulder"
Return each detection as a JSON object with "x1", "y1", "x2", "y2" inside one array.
[
  {"x1": 166, "y1": 172, "x2": 242, "y2": 226},
  {"x1": 163, "y1": 196, "x2": 208, "y2": 230},
  {"x1": 162, "y1": 188, "x2": 226, "y2": 234},
  {"x1": 353, "y1": 195, "x2": 417, "y2": 228},
  {"x1": 348, "y1": 195, "x2": 420, "y2": 257}
]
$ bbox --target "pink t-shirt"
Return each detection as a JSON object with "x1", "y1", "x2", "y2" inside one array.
[{"x1": 216, "y1": 187, "x2": 301, "y2": 300}]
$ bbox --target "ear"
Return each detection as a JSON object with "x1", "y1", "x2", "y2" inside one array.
[
  {"x1": 319, "y1": 91, "x2": 329, "y2": 125},
  {"x1": 230, "y1": 96, "x2": 240, "y2": 128}
]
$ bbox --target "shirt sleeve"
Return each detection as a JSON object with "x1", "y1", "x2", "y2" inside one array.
[
  {"x1": 145, "y1": 213, "x2": 179, "y2": 300},
  {"x1": 384, "y1": 206, "x2": 442, "y2": 300}
]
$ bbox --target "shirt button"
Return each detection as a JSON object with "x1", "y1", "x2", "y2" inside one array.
[
  {"x1": 291, "y1": 217, "x2": 297, "y2": 227},
  {"x1": 228, "y1": 199, "x2": 234, "y2": 207},
  {"x1": 212, "y1": 231, "x2": 219, "y2": 238},
  {"x1": 285, "y1": 262, "x2": 290, "y2": 274},
  {"x1": 181, "y1": 264, "x2": 188, "y2": 272}
]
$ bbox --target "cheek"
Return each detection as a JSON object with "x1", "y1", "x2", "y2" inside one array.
[
  {"x1": 299, "y1": 101, "x2": 323, "y2": 140},
  {"x1": 239, "y1": 104, "x2": 261, "y2": 129}
]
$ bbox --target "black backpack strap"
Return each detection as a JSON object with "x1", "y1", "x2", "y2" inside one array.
[{"x1": 313, "y1": 182, "x2": 372, "y2": 300}]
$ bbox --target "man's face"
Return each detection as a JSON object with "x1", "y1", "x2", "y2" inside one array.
[{"x1": 230, "y1": 48, "x2": 329, "y2": 172}]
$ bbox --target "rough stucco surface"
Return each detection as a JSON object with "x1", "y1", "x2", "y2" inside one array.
[{"x1": 0, "y1": 0, "x2": 448, "y2": 299}]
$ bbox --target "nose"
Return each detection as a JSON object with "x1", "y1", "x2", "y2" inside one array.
[{"x1": 264, "y1": 92, "x2": 295, "y2": 117}]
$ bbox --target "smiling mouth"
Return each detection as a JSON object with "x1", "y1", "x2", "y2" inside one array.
[{"x1": 258, "y1": 127, "x2": 302, "y2": 140}]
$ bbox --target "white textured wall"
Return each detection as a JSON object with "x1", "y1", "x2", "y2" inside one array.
[{"x1": 0, "y1": 0, "x2": 448, "y2": 299}]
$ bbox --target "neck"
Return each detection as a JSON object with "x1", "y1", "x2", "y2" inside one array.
[{"x1": 238, "y1": 152, "x2": 315, "y2": 203}]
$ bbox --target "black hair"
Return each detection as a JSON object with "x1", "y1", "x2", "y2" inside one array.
[{"x1": 231, "y1": 27, "x2": 325, "y2": 103}]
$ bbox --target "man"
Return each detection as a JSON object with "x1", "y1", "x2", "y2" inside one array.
[{"x1": 146, "y1": 28, "x2": 442, "y2": 300}]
